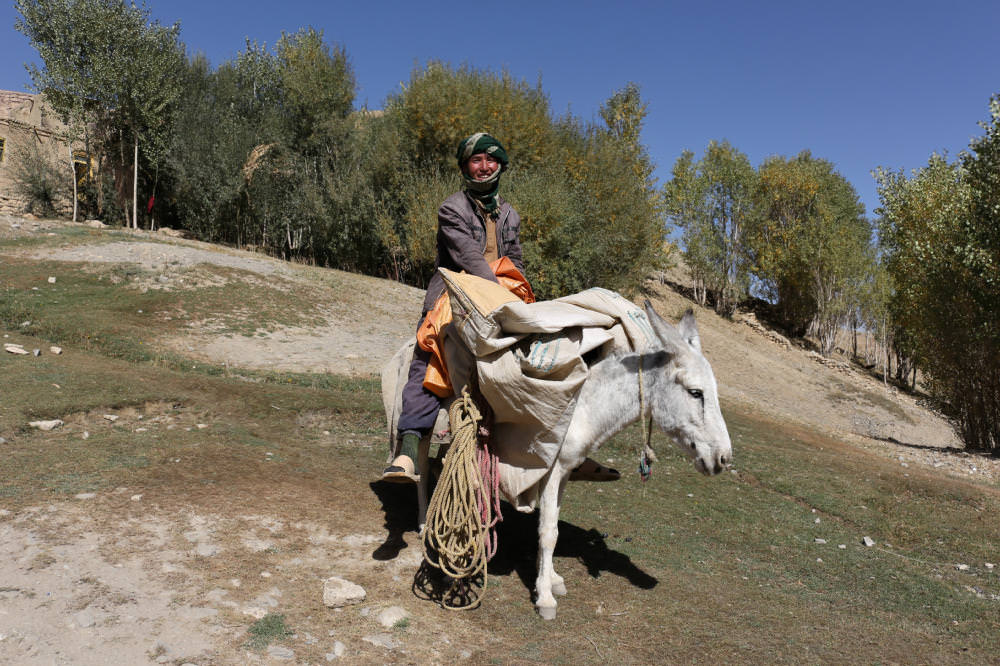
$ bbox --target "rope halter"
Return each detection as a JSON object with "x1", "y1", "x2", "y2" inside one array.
[{"x1": 637, "y1": 358, "x2": 656, "y2": 481}]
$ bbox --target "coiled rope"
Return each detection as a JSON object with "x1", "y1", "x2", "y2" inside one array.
[{"x1": 421, "y1": 386, "x2": 502, "y2": 610}]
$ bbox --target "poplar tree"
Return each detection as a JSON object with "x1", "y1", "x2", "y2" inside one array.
[
  {"x1": 665, "y1": 140, "x2": 757, "y2": 315},
  {"x1": 750, "y1": 151, "x2": 871, "y2": 348},
  {"x1": 876, "y1": 94, "x2": 1000, "y2": 451}
]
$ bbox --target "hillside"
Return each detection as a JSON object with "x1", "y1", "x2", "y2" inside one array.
[
  {"x1": 4, "y1": 213, "x2": 986, "y2": 480},
  {"x1": 2, "y1": 213, "x2": 999, "y2": 664}
]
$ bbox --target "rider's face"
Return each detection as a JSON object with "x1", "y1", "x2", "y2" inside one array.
[{"x1": 464, "y1": 153, "x2": 500, "y2": 181}]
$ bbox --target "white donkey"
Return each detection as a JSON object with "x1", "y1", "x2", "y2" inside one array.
[{"x1": 382, "y1": 301, "x2": 732, "y2": 619}]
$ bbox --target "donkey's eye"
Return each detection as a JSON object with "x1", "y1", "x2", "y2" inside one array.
[{"x1": 687, "y1": 388, "x2": 704, "y2": 399}]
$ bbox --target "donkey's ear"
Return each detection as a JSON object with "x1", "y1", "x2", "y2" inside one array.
[
  {"x1": 678, "y1": 308, "x2": 702, "y2": 353},
  {"x1": 643, "y1": 300, "x2": 685, "y2": 352},
  {"x1": 621, "y1": 350, "x2": 671, "y2": 373}
]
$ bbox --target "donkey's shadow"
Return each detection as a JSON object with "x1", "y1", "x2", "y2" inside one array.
[
  {"x1": 489, "y1": 507, "x2": 659, "y2": 592},
  {"x1": 369, "y1": 481, "x2": 657, "y2": 591}
]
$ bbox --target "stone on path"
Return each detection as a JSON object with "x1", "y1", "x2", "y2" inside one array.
[
  {"x1": 325, "y1": 641, "x2": 346, "y2": 660},
  {"x1": 266, "y1": 646, "x2": 295, "y2": 660},
  {"x1": 862, "y1": 536, "x2": 875, "y2": 547},
  {"x1": 50, "y1": 346, "x2": 62, "y2": 354},
  {"x1": 74, "y1": 608, "x2": 97, "y2": 628},
  {"x1": 29, "y1": 419, "x2": 64, "y2": 431},
  {"x1": 377, "y1": 606, "x2": 410, "y2": 629},
  {"x1": 4, "y1": 343, "x2": 28, "y2": 355},
  {"x1": 75, "y1": 493, "x2": 96, "y2": 500},
  {"x1": 323, "y1": 577, "x2": 366, "y2": 608},
  {"x1": 362, "y1": 633, "x2": 399, "y2": 650},
  {"x1": 103, "y1": 414, "x2": 119, "y2": 422}
]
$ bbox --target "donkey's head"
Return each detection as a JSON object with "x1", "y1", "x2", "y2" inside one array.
[{"x1": 641, "y1": 302, "x2": 732, "y2": 476}]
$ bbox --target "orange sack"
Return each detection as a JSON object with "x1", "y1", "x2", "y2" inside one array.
[{"x1": 417, "y1": 257, "x2": 535, "y2": 397}]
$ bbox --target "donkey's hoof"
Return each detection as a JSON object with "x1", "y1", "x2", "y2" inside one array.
[
  {"x1": 551, "y1": 580, "x2": 567, "y2": 597},
  {"x1": 536, "y1": 604, "x2": 557, "y2": 620}
]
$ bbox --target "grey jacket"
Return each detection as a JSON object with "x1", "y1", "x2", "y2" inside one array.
[{"x1": 422, "y1": 191, "x2": 525, "y2": 313}]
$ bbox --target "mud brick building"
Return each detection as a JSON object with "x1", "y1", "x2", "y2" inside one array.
[{"x1": 0, "y1": 90, "x2": 76, "y2": 216}]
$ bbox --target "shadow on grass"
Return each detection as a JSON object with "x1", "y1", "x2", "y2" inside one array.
[
  {"x1": 369, "y1": 478, "x2": 658, "y2": 600},
  {"x1": 489, "y1": 505, "x2": 658, "y2": 594},
  {"x1": 368, "y1": 480, "x2": 419, "y2": 561}
]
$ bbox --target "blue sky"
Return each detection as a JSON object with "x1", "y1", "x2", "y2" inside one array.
[{"x1": 2, "y1": 1, "x2": 997, "y2": 219}]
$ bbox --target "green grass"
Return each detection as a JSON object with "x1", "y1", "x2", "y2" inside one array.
[
  {"x1": 541, "y1": 408, "x2": 1000, "y2": 662},
  {"x1": 0, "y1": 258, "x2": 324, "y2": 356},
  {"x1": 0, "y1": 225, "x2": 130, "y2": 251},
  {"x1": 825, "y1": 376, "x2": 914, "y2": 423},
  {"x1": 245, "y1": 613, "x2": 293, "y2": 650}
]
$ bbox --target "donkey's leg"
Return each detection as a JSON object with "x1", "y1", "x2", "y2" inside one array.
[
  {"x1": 549, "y1": 470, "x2": 569, "y2": 597},
  {"x1": 550, "y1": 572, "x2": 567, "y2": 597},
  {"x1": 535, "y1": 464, "x2": 568, "y2": 620}
]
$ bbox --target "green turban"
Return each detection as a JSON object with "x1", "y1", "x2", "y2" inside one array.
[
  {"x1": 456, "y1": 132, "x2": 509, "y2": 169},
  {"x1": 456, "y1": 132, "x2": 508, "y2": 213}
]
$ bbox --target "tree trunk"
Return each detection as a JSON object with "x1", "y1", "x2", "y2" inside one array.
[
  {"x1": 132, "y1": 136, "x2": 139, "y2": 230},
  {"x1": 68, "y1": 144, "x2": 78, "y2": 223},
  {"x1": 882, "y1": 317, "x2": 888, "y2": 385},
  {"x1": 851, "y1": 313, "x2": 858, "y2": 360}
]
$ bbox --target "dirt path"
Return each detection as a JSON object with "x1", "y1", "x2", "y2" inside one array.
[
  {"x1": 1, "y1": 492, "x2": 425, "y2": 665},
  {"x1": 27, "y1": 232, "x2": 423, "y2": 377}
]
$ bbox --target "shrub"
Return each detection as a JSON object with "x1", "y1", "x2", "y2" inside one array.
[{"x1": 11, "y1": 141, "x2": 68, "y2": 216}]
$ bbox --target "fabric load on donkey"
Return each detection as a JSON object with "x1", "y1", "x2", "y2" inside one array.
[{"x1": 383, "y1": 269, "x2": 662, "y2": 511}]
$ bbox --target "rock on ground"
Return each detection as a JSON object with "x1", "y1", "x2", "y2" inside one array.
[
  {"x1": 362, "y1": 633, "x2": 399, "y2": 650},
  {"x1": 377, "y1": 606, "x2": 410, "y2": 628},
  {"x1": 29, "y1": 419, "x2": 64, "y2": 431},
  {"x1": 322, "y1": 577, "x2": 366, "y2": 608}
]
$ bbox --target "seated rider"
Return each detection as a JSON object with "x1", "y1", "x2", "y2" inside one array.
[
  {"x1": 381, "y1": 132, "x2": 618, "y2": 483},
  {"x1": 382, "y1": 132, "x2": 518, "y2": 482}
]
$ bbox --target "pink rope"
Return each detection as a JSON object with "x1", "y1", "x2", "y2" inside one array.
[{"x1": 476, "y1": 421, "x2": 503, "y2": 561}]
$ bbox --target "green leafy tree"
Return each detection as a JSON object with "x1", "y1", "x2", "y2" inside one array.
[
  {"x1": 382, "y1": 64, "x2": 664, "y2": 297},
  {"x1": 750, "y1": 151, "x2": 870, "y2": 349},
  {"x1": 165, "y1": 43, "x2": 287, "y2": 244},
  {"x1": 664, "y1": 140, "x2": 757, "y2": 314},
  {"x1": 166, "y1": 33, "x2": 387, "y2": 273},
  {"x1": 876, "y1": 96, "x2": 1000, "y2": 451},
  {"x1": 390, "y1": 62, "x2": 553, "y2": 176},
  {"x1": 600, "y1": 82, "x2": 646, "y2": 147},
  {"x1": 276, "y1": 27, "x2": 354, "y2": 154},
  {"x1": 16, "y1": 0, "x2": 185, "y2": 227}
]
